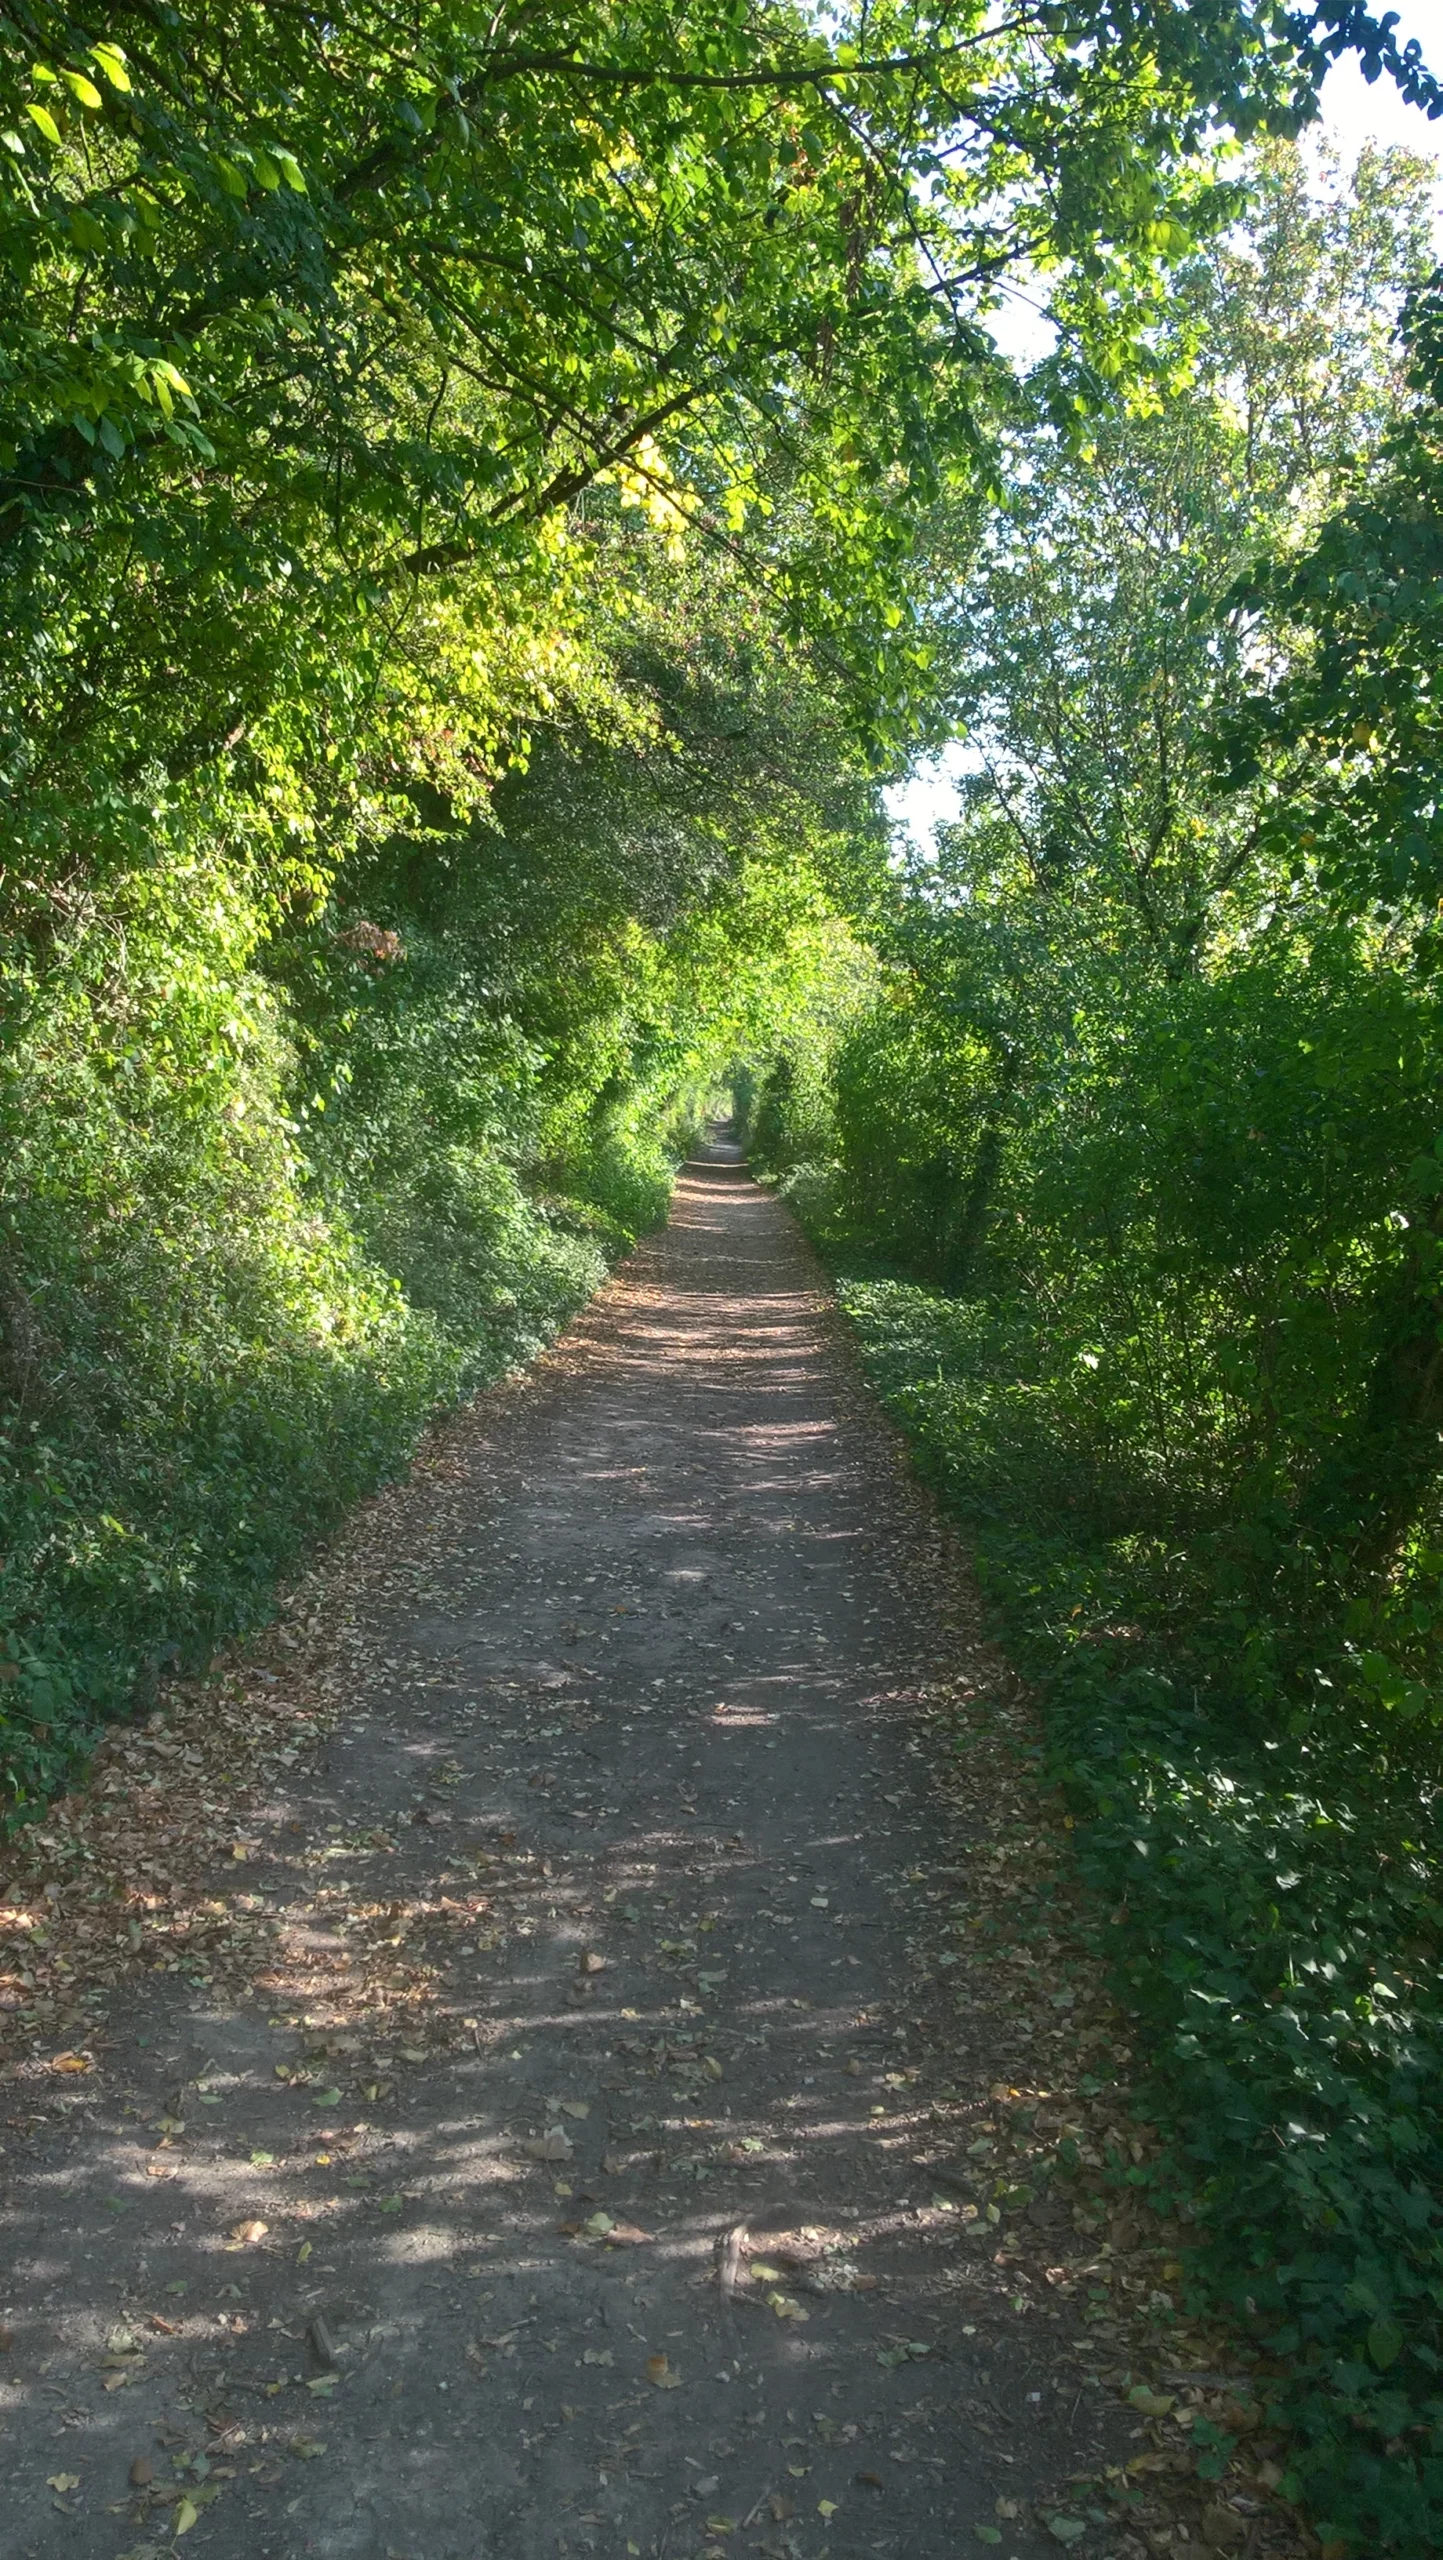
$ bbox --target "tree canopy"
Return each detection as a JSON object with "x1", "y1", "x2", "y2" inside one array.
[{"x1": 3, "y1": 8, "x2": 1443, "y2": 2550}]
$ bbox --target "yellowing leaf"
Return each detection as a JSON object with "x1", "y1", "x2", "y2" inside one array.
[
  {"x1": 646, "y1": 2352, "x2": 682, "y2": 2389},
  {"x1": 1126, "y1": 2386, "x2": 1175, "y2": 2418},
  {"x1": 47, "y1": 2474, "x2": 80, "y2": 2493},
  {"x1": 25, "y1": 101, "x2": 62, "y2": 143},
  {"x1": 174, "y1": 2495, "x2": 199, "y2": 2535},
  {"x1": 818, "y1": 2498, "x2": 839, "y2": 2518},
  {"x1": 60, "y1": 67, "x2": 104, "y2": 109},
  {"x1": 90, "y1": 43, "x2": 132, "y2": 90}
]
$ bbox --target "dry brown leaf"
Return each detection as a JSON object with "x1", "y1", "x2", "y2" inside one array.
[{"x1": 521, "y1": 2132, "x2": 571, "y2": 2162}]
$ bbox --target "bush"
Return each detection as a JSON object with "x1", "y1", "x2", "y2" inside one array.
[{"x1": 821, "y1": 1261, "x2": 1443, "y2": 2558}]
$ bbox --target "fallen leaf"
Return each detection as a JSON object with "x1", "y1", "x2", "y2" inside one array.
[
  {"x1": 1126, "y1": 2386, "x2": 1176, "y2": 2418},
  {"x1": 582, "y1": 2211, "x2": 615, "y2": 2237},
  {"x1": 130, "y1": 2458, "x2": 154, "y2": 2487},
  {"x1": 51, "y1": 2051, "x2": 91, "y2": 2074},
  {"x1": 1047, "y1": 2519, "x2": 1087, "y2": 2545},
  {"x1": 559, "y1": 2100, "x2": 590, "y2": 2119},
  {"x1": 582, "y1": 2348, "x2": 613, "y2": 2366},
  {"x1": 287, "y1": 2436, "x2": 326, "y2": 2459},
  {"x1": 230, "y1": 2219, "x2": 268, "y2": 2246},
  {"x1": 521, "y1": 2133, "x2": 571, "y2": 2162},
  {"x1": 578, "y1": 1951, "x2": 605, "y2": 1973},
  {"x1": 974, "y1": 2532, "x2": 1002, "y2": 2548},
  {"x1": 47, "y1": 2473, "x2": 80, "y2": 2493},
  {"x1": 174, "y1": 2495, "x2": 199, "y2": 2535},
  {"x1": 646, "y1": 2353, "x2": 683, "y2": 2389},
  {"x1": 818, "y1": 2498, "x2": 839, "y2": 2519},
  {"x1": 766, "y1": 2291, "x2": 809, "y2": 2323}
]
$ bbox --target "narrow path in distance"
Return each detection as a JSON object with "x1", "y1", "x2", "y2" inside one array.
[{"x1": 4, "y1": 1144, "x2": 1139, "y2": 2560}]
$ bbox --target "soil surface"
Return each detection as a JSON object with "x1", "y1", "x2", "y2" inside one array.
[{"x1": 2, "y1": 1149, "x2": 1192, "y2": 2560}]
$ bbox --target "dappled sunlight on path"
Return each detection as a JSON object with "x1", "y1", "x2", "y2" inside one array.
[{"x1": 0, "y1": 1143, "x2": 1232, "y2": 2560}]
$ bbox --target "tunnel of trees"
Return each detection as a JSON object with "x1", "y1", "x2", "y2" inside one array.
[{"x1": 2, "y1": 1, "x2": 1443, "y2": 2547}]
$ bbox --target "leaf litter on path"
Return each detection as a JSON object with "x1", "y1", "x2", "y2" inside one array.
[{"x1": 0, "y1": 1155, "x2": 1312, "y2": 2560}]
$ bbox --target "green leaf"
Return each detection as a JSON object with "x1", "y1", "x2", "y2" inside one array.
[
  {"x1": 24, "y1": 101, "x2": 61, "y2": 144},
  {"x1": 89, "y1": 42, "x2": 132, "y2": 91},
  {"x1": 1368, "y1": 2317, "x2": 1404, "y2": 2372},
  {"x1": 60, "y1": 67, "x2": 105, "y2": 110}
]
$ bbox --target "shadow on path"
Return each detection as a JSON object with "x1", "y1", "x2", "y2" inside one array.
[{"x1": 1, "y1": 1150, "x2": 1130, "y2": 2560}]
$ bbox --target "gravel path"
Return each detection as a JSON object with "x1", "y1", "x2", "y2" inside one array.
[{"x1": 2, "y1": 1146, "x2": 1138, "y2": 2560}]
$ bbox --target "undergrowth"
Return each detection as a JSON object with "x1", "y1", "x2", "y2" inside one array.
[
  {"x1": 0, "y1": 878, "x2": 694, "y2": 1824},
  {"x1": 809, "y1": 1250, "x2": 1443, "y2": 2560}
]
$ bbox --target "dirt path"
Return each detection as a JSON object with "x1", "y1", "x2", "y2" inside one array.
[{"x1": 3, "y1": 1151, "x2": 1195, "y2": 2560}]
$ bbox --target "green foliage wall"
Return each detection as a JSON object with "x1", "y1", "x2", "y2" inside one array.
[{"x1": 758, "y1": 160, "x2": 1443, "y2": 2559}]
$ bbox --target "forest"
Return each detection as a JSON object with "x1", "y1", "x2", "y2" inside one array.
[{"x1": 1, "y1": 0, "x2": 1441, "y2": 2550}]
